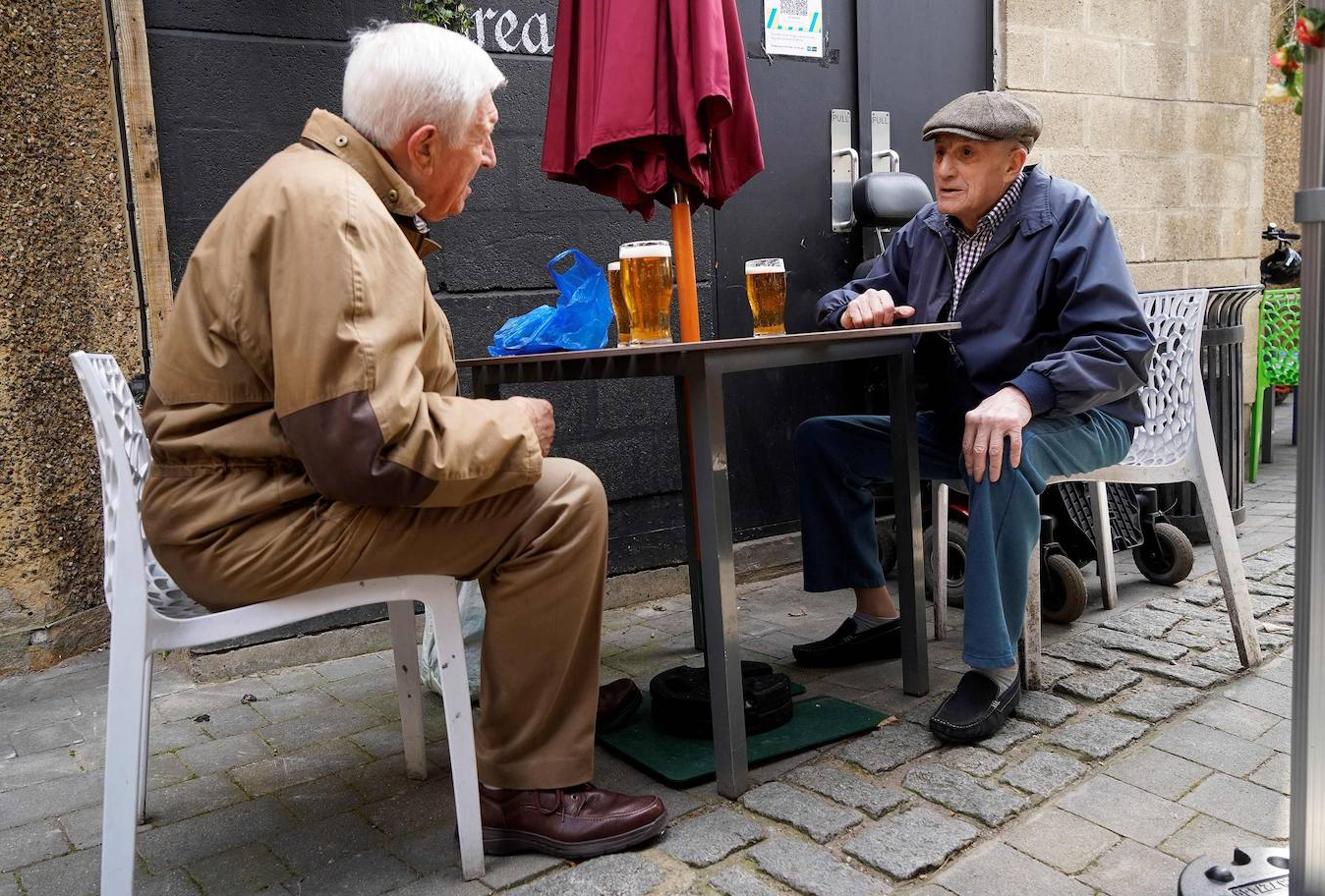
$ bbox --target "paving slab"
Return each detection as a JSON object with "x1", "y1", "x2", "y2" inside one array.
[
  {"x1": 837, "y1": 721, "x2": 940, "y2": 773},
  {"x1": 1250, "y1": 752, "x2": 1291, "y2": 796},
  {"x1": 1044, "y1": 714, "x2": 1148, "y2": 759},
  {"x1": 1117, "y1": 685, "x2": 1203, "y2": 722},
  {"x1": 274, "y1": 774, "x2": 364, "y2": 823},
  {"x1": 270, "y1": 811, "x2": 386, "y2": 874},
  {"x1": 658, "y1": 807, "x2": 765, "y2": 867},
  {"x1": 0, "y1": 819, "x2": 70, "y2": 874},
  {"x1": 1181, "y1": 773, "x2": 1291, "y2": 840},
  {"x1": 750, "y1": 836, "x2": 885, "y2": 896},
  {"x1": 936, "y1": 842, "x2": 1091, "y2": 896},
  {"x1": 1055, "y1": 667, "x2": 1142, "y2": 702},
  {"x1": 1084, "y1": 628, "x2": 1187, "y2": 661},
  {"x1": 786, "y1": 763, "x2": 908, "y2": 817},
  {"x1": 1159, "y1": 813, "x2": 1281, "y2": 864},
  {"x1": 1151, "y1": 721, "x2": 1275, "y2": 777},
  {"x1": 230, "y1": 739, "x2": 369, "y2": 798},
  {"x1": 0, "y1": 749, "x2": 84, "y2": 791},
  {"x1": 1188, "y1": 696, "x2": 1282, "y2": 739},
  {"x1": 0, "y1": 771, "x2": 103, "y2": 832},
  {"x1": 9, "y1": 722, "x2": 86, "y2": 756},
  {"x1": 1043, "y1": 640, "x2": 1124, "y2": 669},
  {"x1": 1167, "y1": 629, "x2": 1223, "y2": 651},
  {"x1": 707, "y1": 867, "x2": 781, "y2": 896},
  {"x1": 1101, "y1": 608, "x2": 1183, "y2": 639},
  {"x1": 738, "y1": 781, "x2": 863, "y2": 842},
  {"x1": 977, "y1": 717, "x2": 1041, "y2": 754},
  {"x1": 939, "y1": 746, "x2": 1007, "y2": 777},
  {"x1": 1058, "y1": 775, "x2": 1196, "y2": 847},
  {"x1": 1257, "y1": 718, "x2": 1293, "y2": 753},
  {"x1": 1013, "y1": 691, "x2": 1078, "y2": 727},
  {"x1": 14, "y1": 846, "x2": 100, "y2": 896},
  {"x1": 903, "y1": 764, "x2": 1028, "y2": 826},
  {"x1": 506, "y1": 853, "x2": 667, "y2": 896},
  {"x1": 1038, "y1": 656, "x2": 1079, "y2": 688},
  {"x1": 1077, "y1": 837, "x2": 1186, "y2": 896},
  {"x1": 136, "y1": 796, "x2": 296, "y2": 872},
  {"x1": 478, "y1": 853, "x2": 566, "y2": 891},
  {"x1": 1224, "y1": 676, "x2": 1293, "y2": 718},
  {"x1": 1105, "y1": 747, "x2": 1212, "y2": 801},
  {"x1": 1130, "y1": 661, "x2": 1227, "y2": 688},
  {"x1": 1000, "y1": 750, "x2": 1088, "y2": 798},
  {"x1": 842, "y1": 806, "x2": 977, "y2": 880},
  {"x1": 279, "y1": 846, "x2": 414, "y2": 896},
  {"x1": 185, "y1": 842, "x2": 295, "y2": 896},
  {"x1": 1002, "y1": 806, "x2": 1120, "y2": 874}
]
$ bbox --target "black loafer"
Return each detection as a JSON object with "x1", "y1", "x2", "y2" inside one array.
[
  {"x1": 929, "y1": 671, "x2": 1021, "y2": 744},
  {"x1": 791, "y1": 616, "x2": 902, "y2": 668}
]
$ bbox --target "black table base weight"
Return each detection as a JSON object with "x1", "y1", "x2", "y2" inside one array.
[{"x1": 463, "y1": 325, "x2": 955, "y2": 797}]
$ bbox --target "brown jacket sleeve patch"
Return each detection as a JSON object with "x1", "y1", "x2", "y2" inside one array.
[{"x1": 279, "y1": 391, "x2": 435, "y2": 506}]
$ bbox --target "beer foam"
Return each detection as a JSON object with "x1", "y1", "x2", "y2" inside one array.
[
  {"x1": 619, "y1": 242, "x2": 672, "y2": 259},
  {"x1": 608, "y1": 261, "x2": 620, "y2": 271},
  {"x1": 745, "y1": 258, "x2": 785, "y2": 274}
]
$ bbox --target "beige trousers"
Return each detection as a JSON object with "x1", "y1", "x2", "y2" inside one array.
[{"x1": 153, "y1": 458, "x2": 607, "y2": 790}]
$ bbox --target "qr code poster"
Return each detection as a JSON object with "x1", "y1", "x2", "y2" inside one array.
[{"x1": 763, "y1": 0, "x2": 823, "y2": 58}]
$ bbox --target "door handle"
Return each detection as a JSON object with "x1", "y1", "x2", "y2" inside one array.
[
  {"x1": 832, "y1": 147, "x2": 859, "y2": 231},
  {"x1": 872, "y1": 149, "x2": 900, "y2": 172}
]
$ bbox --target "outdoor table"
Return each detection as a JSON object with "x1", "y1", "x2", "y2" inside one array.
[{"x1": 458, "y1": 323, "x2": 959, "y2": 798}]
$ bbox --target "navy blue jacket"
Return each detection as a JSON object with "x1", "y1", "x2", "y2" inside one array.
[{"x1": 817, "y1": 165, "x2": 1156, "y2": 426}]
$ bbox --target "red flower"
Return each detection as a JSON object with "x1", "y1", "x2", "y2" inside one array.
[
  {"x1": 1297, "y1": 15, "x2": 1324, "y2": 48},
  {"x1": 1271, "y1": 46, "x2": 1301, "y2": 72}
]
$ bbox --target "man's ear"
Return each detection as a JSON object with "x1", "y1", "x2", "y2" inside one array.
[
  {"x1": 1008, "y1": 143, "x2": 1028, "y2": 177},
  {"x1": 405, "y1": 124, "x2": 441, "y2": 173}
]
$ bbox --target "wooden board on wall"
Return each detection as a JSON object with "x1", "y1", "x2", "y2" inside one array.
[{"x1": 106, "y1": 0, "x2": 172, "y2": 354}]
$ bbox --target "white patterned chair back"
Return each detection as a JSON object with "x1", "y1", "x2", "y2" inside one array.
[
  {"x1": 1121, "y1": 288, "x2": 1209, "y2": 469},
  {"x1": 70, "y1": 353, "x2": 209, "y2": 619}
]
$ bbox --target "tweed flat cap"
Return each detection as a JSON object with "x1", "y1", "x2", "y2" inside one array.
[{"x1": 922, "y1": 91, "x2": 1042, "y2": 150}]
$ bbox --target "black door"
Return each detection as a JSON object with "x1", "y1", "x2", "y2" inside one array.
[{"x1": 713, "y1": 0, "x2": 991, "y2": 543}]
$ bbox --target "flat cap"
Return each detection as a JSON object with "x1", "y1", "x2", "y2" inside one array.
[{"x1": 922, "y1": 91, "x2": 1042, "y2": 150}]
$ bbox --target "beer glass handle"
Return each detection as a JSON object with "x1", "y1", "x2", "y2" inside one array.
[{"x1": 831, "y1": 146, "x2": 859, "y2": 231}]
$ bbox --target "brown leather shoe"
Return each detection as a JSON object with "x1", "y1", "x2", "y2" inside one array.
[
  {"x1": 597, "y1": 678, "x2": 643, "y2": 733},
  {"x1": 480, "y1": 783, "x2": 667, "y2": 859}
]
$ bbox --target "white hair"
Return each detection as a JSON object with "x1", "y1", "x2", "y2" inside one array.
[{"x1": 343, "y1": 21, "x2": 506, "y2": 148}]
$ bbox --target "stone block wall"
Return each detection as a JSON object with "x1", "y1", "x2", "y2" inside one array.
[
  {"x1": 1004, "y1": 0, "x2": 1271, "y2": 291},
  {"x1": 0, "y1": 2, "x2": 143, "y2": 674}
]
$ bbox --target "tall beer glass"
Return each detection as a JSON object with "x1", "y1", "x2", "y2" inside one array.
[
  {"x1": 745, "y1": 258, "x2": 786, "y2": 337},
  {"x1": 619, "y1": 240, "x2": 674, "y2": 345},
  {"x1": 607, "y1": 261, "x2": 631, "y2": 347}
]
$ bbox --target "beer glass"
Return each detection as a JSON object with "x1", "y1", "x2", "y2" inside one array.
[
  {"x1": 606, "y1": 261, "x2": 631, "y2": 347},
  {"x1": 619, "y1": 240, "x2": 674, "y2": 345},
  {"x1": 745, "y1": 258, "x2": 787, "y2": 337}
]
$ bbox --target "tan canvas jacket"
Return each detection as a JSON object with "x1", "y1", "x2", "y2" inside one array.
[{"x1": 141, "y1": 110, "x2": 541, "y2": 590}]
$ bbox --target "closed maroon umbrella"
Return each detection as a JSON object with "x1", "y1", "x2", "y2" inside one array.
[{"x1": 541, "y1": 0, "x2": 764, "y2": 341}]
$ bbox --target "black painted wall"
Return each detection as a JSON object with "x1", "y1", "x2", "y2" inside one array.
[{"x1": 144, "y1": 0, "x2": 721, "y2": 573}]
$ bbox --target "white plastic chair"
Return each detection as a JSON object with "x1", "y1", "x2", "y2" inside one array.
[
  {"x1": 70, "y1": 352, "x2": 485, "y2": 893},
  {"x1": 932, "y1": 289, "x2": 1262, "y2": 687}
]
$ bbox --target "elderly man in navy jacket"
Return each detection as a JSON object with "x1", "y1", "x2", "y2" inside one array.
[{"x1": 792, "y1": 92, "x2": 1156, "y2": 743}]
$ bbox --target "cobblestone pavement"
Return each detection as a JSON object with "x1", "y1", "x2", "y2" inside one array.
[{"x1": 0, "y1": 429, "x2": 1298, "y2": 895}]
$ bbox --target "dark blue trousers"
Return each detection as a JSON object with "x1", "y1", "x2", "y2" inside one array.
[{"x1": 796, "y1": 411, "x2": 1133, "y2": 669}]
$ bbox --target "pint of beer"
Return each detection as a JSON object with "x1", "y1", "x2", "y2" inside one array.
[
  {"x1": 607, "y1": 261, "x2": 631, "y2": 347},
  {"x1": 745, "y1": 258, "x2": 787, "y2": 337},
  {"x1": 619, "y1": 241, "x2": 674, "y2": 345}
]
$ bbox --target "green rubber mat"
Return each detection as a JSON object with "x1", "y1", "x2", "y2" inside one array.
[{"x1": 597, "y1": 693, "x2": 885, "y2": 788}]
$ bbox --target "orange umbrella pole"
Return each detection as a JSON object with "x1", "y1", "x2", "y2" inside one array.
[{"x1": 672, "y1": 186, "x2": 701, "y2": 342}]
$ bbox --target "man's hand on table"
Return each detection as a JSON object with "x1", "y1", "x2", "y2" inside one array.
[
  {"x1": 840, "y1": 289, "x2": 916, "y2": 329},
  {"x1": 509, "y1": 396, "x2": 555, "y2": 456},
  {"x1": 962, "y1": 386, "x2": 1033, "y2": 484}
]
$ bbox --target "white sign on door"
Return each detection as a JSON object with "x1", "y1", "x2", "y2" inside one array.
[{"x1": 763, "y1": 0, "x2": 823, "y2": 59}]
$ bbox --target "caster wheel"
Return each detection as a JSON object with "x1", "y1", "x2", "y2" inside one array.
[
  {"x1": 876, "y1": 518, "x2": 898, "y2": 576},
  {"x1": 1043, "y1": 552, "x2": 1088, "y2": 623},
  {"x1": 1134, "y1": 522, "x2": 1195, "y2": 585},
  {"x1": 924, "y1": 518, "x2": 969, "y2": 608}
]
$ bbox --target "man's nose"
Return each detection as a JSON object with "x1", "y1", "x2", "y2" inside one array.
[{"x1": 482, "y1": 138, "x2": 497, "y2": 169}]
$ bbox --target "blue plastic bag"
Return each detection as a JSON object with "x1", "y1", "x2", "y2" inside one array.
[{"x1": 487, "y1": 249, "x2": 614, "y2": 356}]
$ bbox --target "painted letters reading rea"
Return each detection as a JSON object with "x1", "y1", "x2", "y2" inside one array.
[{"x1": 471, "y1": 8, "x2": 554, "y2": 55}]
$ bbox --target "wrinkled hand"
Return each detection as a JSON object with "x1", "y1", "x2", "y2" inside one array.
[
  {"x1": 962, "y1": 387, "x2": 1033, "y2": 484},
  {"x1": 509, "y1": 396, "x2": 555, "y2": 456},
  {"x1": 840, "y1": 289, "x2": 916, "y2": 329}
]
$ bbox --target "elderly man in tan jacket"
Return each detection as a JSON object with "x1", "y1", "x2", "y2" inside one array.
[{"x1": 140, "y1": 22, "x2": 666, "y2": 859}]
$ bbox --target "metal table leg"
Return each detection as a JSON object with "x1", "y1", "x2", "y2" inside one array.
[
  {"x1": 675, "y1": 377, "x2": 707, "y2": 651},
  {"x1": 683, "y1": 355, "x2": 748, "y2": 798},
  {"x1": 886, "y1": 351, "x2": 930, "y2": 697}
]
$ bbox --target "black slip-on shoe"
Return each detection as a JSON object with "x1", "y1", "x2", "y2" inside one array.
[
  {"x1": 791, "y1": 616, "x2": 902, "y2": 668},
  {"x1": 928, "y1": 671, "x2": 1021, "y2": 744}
]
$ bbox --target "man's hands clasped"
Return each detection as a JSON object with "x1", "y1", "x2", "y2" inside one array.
[
  {"x1": 962, "y1": 386, "x2": 1032, "y2": 484},
  {"x1": 840, "y1": 289, "x2": 916, "y2": 330}
]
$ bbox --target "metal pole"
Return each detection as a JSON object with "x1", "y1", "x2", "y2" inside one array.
[{"x1": 1291, "y1": 3, "x2": 1325, "y2": 891}]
